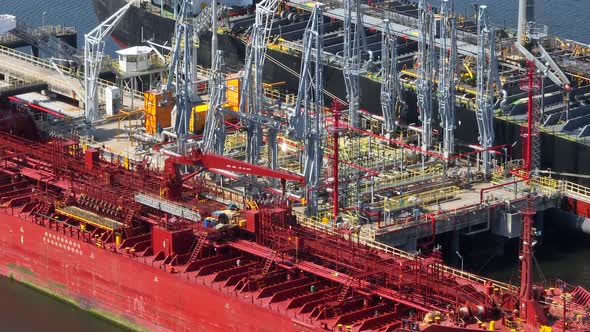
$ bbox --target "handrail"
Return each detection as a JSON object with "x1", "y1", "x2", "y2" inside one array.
[
  {"x1": 295, "y1": 211, "x2": 516, "y2": 291},
  {"x1": 0, "y1": 25, "x2": 76, "y2": 44},
  {"x1": 0, "y1": 44, "x2": 146, "y2": 100}
]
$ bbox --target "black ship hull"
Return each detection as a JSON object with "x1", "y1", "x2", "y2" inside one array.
[
  {"x1": 93, "y1": 0, "x2": 387, "y2": 112},
  {"x1": 94, "y1": 0, "x2": 590, "y2": 186}
]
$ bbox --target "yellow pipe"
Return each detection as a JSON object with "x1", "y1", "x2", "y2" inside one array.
[
  {"x1": 463, "y1": 63, "x2": 474, "y2": 79},
  {"x1": 55, "y1": 207, "x2": 115, "y2": 231}
]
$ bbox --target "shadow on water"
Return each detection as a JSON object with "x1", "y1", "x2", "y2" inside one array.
[{"x1": 458, "y1": 211, "x2": 590, "y2": 290}]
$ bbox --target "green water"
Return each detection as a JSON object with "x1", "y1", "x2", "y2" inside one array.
[{"x1": 0, "y1": 277, "x2": 133, "y2": 332}]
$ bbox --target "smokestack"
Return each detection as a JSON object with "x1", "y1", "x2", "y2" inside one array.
[{"x1": 517, "y1": 0, "x2": 535, "y2": 44}]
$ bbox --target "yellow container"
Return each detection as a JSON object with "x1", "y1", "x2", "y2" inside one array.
[
  {"x1": 144, "y1": 90, "x2": 172, "y2": 135},
  {"x1": 226, "y1": 79, "x2": 240, "y2": 107},
  {"x1": 115, "y1": 234, "x2": 122, "y2": 245},
  {"x1": 189, "y1": 103, "x2": 208, "y2": 133}
]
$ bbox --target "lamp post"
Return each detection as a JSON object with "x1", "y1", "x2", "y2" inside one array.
[{"x1": 455, "y1": 251, "x2": 464, "y2": 271}]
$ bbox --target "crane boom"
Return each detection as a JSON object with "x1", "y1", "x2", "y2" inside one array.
[{"x1": 162, "y1": 149, "x2": 304, "y2": 200}]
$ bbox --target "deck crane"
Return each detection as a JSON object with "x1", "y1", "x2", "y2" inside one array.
[
  {"x1": 343, "y1": 0, "x2": 366, "y2": 128},
  {"x1": 380, "y1": 19, "x2": 406, "y2": 135},
  {"x1": 238, "y1": 0, "x2": 278, "y2": 165},
  {"x1": 202, "y1": 50, "x2": 226, "y2": 155},
  {"x1": 161, "y1": 0, "x2": 201, "y2": 155},
  {"x1": 162, "y1": 148, "x2": 304, "y2": 201},
  {"x1": 84, "y1": 0, "x2": 137, "y2": 124},
  {"x1": 475, "y1": 5, "x2": 497, "y2": 177},
  {"x1": 289, "y1": 3, "x2": 325, "y2": 216},
  {"x1": 416, "y1": 0, "x2": 435, "y2": 151},
  {"x1": 437, "y1": 0, "x2": 458, "y2": 160}
]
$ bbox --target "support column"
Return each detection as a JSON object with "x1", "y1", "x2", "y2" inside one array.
[
  {"x1": 450, "y1": 229, "x2": 460, "y2": 266},
  {"x1": 403, "y1": 235, "x2": 418, "y2": 254}
]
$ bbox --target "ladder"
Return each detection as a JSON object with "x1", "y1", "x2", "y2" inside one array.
[
  {"x1": 123, "y1": 205, "x2": 141, "y2": 237},
  {"x1": 192, "y1": 1, "x2": 226, "y2": 38},
  {"x1": 123, "y1": 207, "x2": 137, "y2": 226},
  {"x1": 187, "y1": 232, "x2": 208, "y2": 264},
  {"x1": 38, "y1": 202, "x2": 52, "y2": 216},
  {"x1": 338, "y1": 278, "x2": 354, "y2": 302},
  {"x1": 261, "y1": 249, "x2": 277, "y2": 276}
]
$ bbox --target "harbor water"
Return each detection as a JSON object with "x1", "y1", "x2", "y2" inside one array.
[
  {"x1": 0, "y1": 0, "x2": 589, "y2": 331},
  {"x1": 0, "y1": 276, "x2": 132, "y2": 332}
]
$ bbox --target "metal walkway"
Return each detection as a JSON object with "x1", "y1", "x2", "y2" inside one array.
[
  {"x1": 285, "y1": 0, "x2": 480, "y2": 56},
  {"x1": 0, "y1": 44, "x2": 142, "y2": 108},
  {"x1": 0, "y1": 24, "x2": 76, "y2": 51}
]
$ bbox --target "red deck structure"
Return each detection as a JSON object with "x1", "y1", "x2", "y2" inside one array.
[{"x1": 0, "y1": 114, "x2": 589, "y2": 331}]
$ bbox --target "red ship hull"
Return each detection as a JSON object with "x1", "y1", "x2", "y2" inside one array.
[{"x1": 0, "y1": 212, "x2": 316, "y2": 332}]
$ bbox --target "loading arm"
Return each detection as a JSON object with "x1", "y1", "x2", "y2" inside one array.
[
  {"x1": 514, "y1": 42, "x2": 569, "y2": 89},
  {"x1": 163, "y1": 148, "x2": 304, "y2": 200}
]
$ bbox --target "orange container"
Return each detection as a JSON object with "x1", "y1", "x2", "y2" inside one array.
[{"x1": 144, "y1": 90, "x2": 172, "y2": 134}]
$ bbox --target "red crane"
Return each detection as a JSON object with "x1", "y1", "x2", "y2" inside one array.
[{"x1": 162, "y1": 148, "x2": 304, "y2": 200}]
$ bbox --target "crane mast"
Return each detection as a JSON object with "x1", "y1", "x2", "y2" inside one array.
[
  {"x1": 437, "y1": 0, "x2": 457, "y2": 159},
  {"x1": 475, "y1": 5, "x2": 495, "y2": 176},
  {"x1": 238, "y1": 0, "x2": 278, "y2": 165},
  {"x1": 416, "y1": 0, "x2": 434, "y2": 151},
  {"x1": 290, "y1": 3, "x2": 325, "y2": 216},
  {"x1": 343, "y1": 0, "x2": 366, "y2": 128},
  {"x1": 380, "y1": 19, "x2": 405, "y2": 135},
  {"x1": 84, "y1": 0, "x2": 136, "y2": 124}
]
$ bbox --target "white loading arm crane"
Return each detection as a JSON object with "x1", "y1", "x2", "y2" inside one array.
[
  {"x1": 84, "y1": 0, "x2": 137, "y2": 124},
  {"x1": 238, "y1": 0, "x2": 278, "y2": 165}
]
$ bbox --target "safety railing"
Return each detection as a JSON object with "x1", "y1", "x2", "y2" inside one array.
[
  {"x1": 262, "y1": 86, "x2": 296, "y2": 106},
  {"x1": 0, "y1": 44, "x2": 144, "y2": 102},
  {"x1": 562, "y1": 180, "x2": 590, "y2": 203},
  {"x1": 0, "y1": 25, "x2": 76, "y2": 45},
  {"x1": 296, "y1": 209, "x2": 516, "y2": 291},
  {"x1": 530, "y1": 176, "x2": 559, "y2": 195},
  {"x1": 383, "y1": 186, "x2": 459, "y2": 212},
  {"x1": 223, "y1": 131, "x2": 247, "y2": 152},
  {"x1": 434, "y1": 264, "x2": 517, "y2": 293},
  {"x1": 360, "y1": 165, "x2": 443, "y2": 194},
  {"x1": 504, "y1": 318, "x2": 522, "y2": 329}
]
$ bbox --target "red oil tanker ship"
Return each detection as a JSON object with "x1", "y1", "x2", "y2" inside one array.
[{"x1": 1, "y1": 110, "x2": 589, "y2": 332}]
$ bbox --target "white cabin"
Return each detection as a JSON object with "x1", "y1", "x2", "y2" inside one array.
[{"x1": 116, "y1": 46, "x2": 152, "y2": 74}]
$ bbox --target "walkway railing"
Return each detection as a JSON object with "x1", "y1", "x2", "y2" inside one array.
[
  {"x1": 295, "y1": 211, "x2": 516, "y2": 292},
  {"x1": 0, "y1": 44, "x2": 145, "y2": 100},
  {"x1": 0, "y1": 25, "x2": 76, "y2": 45}
]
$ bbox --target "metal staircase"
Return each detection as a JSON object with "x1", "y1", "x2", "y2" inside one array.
[
  {"x1": 9, "y1": 20, "x2": 80, "y2": 64},
  {"x1": 337, "y1": 278, "x2": 353, "y2": 302},
  {"x1": 37, "y1": 202, "x2": 52, "y2": 216},
  {"x1": 187, "y1": 232, "x2": 208, "y2": 264},
  {"x1": 261, "y1": 249, "x2": 277, "y2": 276},
  {"x1": 123, "y1": 207, "x2": 137, "y2": 225},
  {"x1": 192, "y1": 1, "x2": 225, "y2": 38}
]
